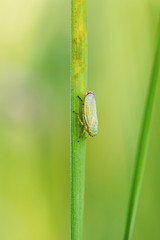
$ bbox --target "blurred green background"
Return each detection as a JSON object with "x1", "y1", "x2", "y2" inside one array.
[{"x1": 0, "y1": 0, "x2": 160, "y2": 239}]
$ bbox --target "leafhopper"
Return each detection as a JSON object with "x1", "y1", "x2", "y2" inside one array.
[{"x1": 73, "y1": 91, "x2": 98, "y2": 142}]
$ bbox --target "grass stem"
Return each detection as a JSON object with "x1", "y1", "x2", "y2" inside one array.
[
  {"x1": 123, "y1": 19, "x2": 160, "y2": 240},
  {"x1": 70, "y1": 0, "x2": 88, "y2": 240}
]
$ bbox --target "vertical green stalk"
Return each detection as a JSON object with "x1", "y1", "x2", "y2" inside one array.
[
  {"x1": 70, "y1": 0, "x2": 88, "y2": 240},
  {"x1": 123, "y1": 19, "x2": 160, "y2": 240}
]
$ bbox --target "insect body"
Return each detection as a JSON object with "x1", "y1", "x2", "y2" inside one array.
[{"x1": 73, "y1": 91, "x2": 98, "y2": 141}]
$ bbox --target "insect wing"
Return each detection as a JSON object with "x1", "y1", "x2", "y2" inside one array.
[{"x1": 84, "y1": 93, "x2": 98, "y2": 136}]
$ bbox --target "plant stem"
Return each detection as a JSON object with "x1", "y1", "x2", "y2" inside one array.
[
  {"x1": 123, "y1": 19, "x2": 160, "y2": 240},
  {"x1": 70, "y1": 0, "x2": 88, "y2": 240}
]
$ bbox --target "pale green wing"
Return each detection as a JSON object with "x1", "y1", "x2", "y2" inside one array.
[{"x1": 84, "y1": 93, "x2": 98, "y2": 136}]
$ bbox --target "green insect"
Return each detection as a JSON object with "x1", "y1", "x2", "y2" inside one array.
[{"x1": 73, "y1": 91, "x2": 98, "y2": 142}]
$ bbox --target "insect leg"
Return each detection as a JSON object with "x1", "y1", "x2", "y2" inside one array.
[
  {"x1": 78, "y1": 129, "x2": 86, "y2": 142},
  {"x1": 77, "y1": 95, "x2": 84, "y2": 104},
  {"x1": 73, "y1": 110, "x2": 84, "y2": 126}
]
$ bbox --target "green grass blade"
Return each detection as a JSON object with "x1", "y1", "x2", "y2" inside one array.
[
  {"x1": 123, "y1": 19, "x2": 160, "y2": 240},
  {"x1": 70, "y1": 0, "x2": 88, "y2": 240}
]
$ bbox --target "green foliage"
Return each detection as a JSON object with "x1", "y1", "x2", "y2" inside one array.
[
  {"x1": 0, "y1": 1, "x2": 160, "y2": 240},
  {"x1": 123, "y1": 18, "x2": 160, "y2": 240}
]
